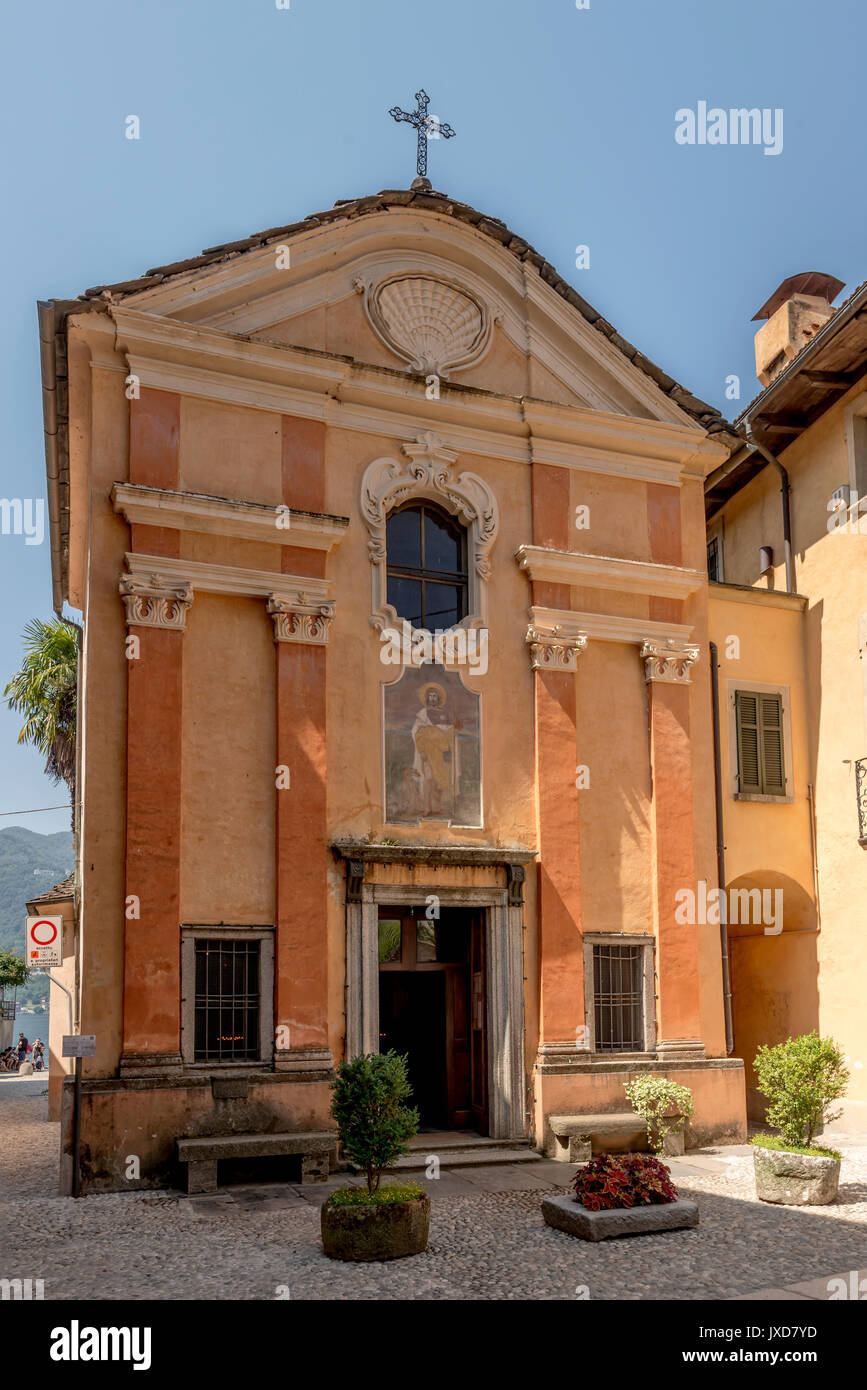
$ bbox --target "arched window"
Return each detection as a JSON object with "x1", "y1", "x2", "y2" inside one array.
[{"x1": 386, "y1": 502, "x2": 468, "y2": 629}]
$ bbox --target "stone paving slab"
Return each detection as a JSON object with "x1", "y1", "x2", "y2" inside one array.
[
  {"x1": 729, "y1": 1267, "x2": 867, "y2": 1300},
  {"x1": 728, "y1": 1288, "x2": 813, "y2": 1300},
  {"x1": 4, "y1": 1085, "x2": 867, "y2": 1301}
]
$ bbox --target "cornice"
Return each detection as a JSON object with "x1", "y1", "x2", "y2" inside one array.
[
  {"x1": 528, "y1": 606, "x2": 695, "y2": 647},
  {"x1": 708, "y1": 580, "x2": 808, "y2": 612},
  {"x1": 516, "y1": 545, "x2": 705, "y2": 599},
  {"x1": 124, "y1": 551, "x2": 331, "y2": 602},
  {"x1": 113, "y1": 209, "x2": 698, "y2": 430},
  {"x1": 331, "y1": 841, "x2": 537, "y2": 867},
  {"x1": 521, "y1": 270, "x2": 691, "y2": 428},
  {"x1": 112, "y1": 482, "x2": 348, "y2": 550},
  {"x1": 109, "y1": 307, "x2": 719, "y2": 486},
  {"x1": 522, "y1": 399, "x2": 727, "y2": 470}
]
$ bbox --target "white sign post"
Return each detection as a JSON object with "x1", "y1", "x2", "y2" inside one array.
[
  {"x1": 25, "y1": 916, "x2": 63, "y2": 969},
  {"x1": 62, "y1": 1035, "x2": 96, "y2": 1058}
]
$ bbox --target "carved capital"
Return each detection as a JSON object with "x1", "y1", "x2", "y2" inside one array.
[
  {"x1": 119, "y1": 573, "x2": 193, "y2": 630},
  {"x1": 526, "y1": 625, "x2": 588, "y2": 672},
  {"x1": 640, "y1": 638, "x2": 700, "y2": 684},
  {"x1": 267, "y1": 592, "x2": 335, "y2": 645}
]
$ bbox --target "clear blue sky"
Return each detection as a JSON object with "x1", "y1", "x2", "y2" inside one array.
[{"x1": 1, "y1": 0, "x2": 864, "y2": 832}]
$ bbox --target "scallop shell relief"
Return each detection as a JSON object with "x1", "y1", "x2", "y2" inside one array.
[{"x1": 366, "y1": 273, "x2": 491, "y2": 379}]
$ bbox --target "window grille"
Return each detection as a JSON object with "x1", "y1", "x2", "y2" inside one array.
[
  {"x1": 592, "y1": 944, "x2": 644, "y2": 1052},
  {"x1": 194, "y1": 938, "x2": 260, "y2": 1062},
  {"x1": 856, "y1": 756, "x2": 867, "y2": 846}
]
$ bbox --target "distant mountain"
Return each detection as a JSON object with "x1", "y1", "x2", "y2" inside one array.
[{"x1": 0, "y1": 826, "x2": 74, "y2": 1009}]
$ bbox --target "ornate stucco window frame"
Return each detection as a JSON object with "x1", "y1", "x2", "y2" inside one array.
[{"x1": 360, "y1": 431, "x2": 499, "y2": 635}]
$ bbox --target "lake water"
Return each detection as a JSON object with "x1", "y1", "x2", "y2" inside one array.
[{"x1": 12, "y1": 1009, "x2": 49, "y2": 1059}]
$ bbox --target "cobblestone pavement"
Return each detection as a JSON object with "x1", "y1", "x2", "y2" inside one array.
[{"x1": 2, "y1": 1077, "x2": 867, "y2": 1301}]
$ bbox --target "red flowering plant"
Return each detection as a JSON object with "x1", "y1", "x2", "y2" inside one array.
[{"x1": 570, "y1": 1153, "x2": 679, "y2": 1211}]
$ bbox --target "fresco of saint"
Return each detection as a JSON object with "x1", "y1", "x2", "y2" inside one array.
[{"x1": 384, "y1": 666, "x2": 481, "y2": 826}]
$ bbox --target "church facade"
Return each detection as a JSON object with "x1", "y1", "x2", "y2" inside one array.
[{"x1": 38, "y1": 181, "x2": 747, "y2": 1192}]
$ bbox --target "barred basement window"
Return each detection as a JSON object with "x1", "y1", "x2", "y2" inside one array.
[
  {"x1": 194, "y1": 938, "x2": 260, "y2": 1062},
  {"x1": 592, "y1": 944, "x2": 644, "y2": 1052}
]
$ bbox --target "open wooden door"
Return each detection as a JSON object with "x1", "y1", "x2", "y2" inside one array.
[
  {"x1": 470, "y1": 912, "x2": 488, "y2": 1134},
  {"x1": 378, "y1": 907, "x2": 487, "y2": 1134}
]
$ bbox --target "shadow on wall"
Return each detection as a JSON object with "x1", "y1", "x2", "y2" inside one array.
[{"x1": 727, "y1": 870, "x2": 819, "y2": 1124}]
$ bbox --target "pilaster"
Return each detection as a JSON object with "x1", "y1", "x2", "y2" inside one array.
[{"x1": 641, "y1": 639, "x2": 705, "y2": 1057}]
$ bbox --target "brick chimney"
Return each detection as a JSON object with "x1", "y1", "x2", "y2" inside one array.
[{"x1": 752, "y1": 272, "x2": 844, "y2": 387}]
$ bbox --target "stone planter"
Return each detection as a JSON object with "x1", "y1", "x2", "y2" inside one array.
[
  {"x1": 753, "y1": 1146, "x2": 841, "y2": 1206},
  {"x1": 321, "y1": 1193, "x2": 430, "y2": 1261},
  {"x1": 542, "y1": 1192, "x2": 699, "y2": 1242}
]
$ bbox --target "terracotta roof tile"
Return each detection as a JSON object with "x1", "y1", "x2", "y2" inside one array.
[{"x1": 27, "y1": 873, "x2": 74, "y2": 906}]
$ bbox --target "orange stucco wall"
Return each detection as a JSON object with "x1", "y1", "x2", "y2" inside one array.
[{"x1": 57, "y1": 212, "x2": 745, "y2": 1188}]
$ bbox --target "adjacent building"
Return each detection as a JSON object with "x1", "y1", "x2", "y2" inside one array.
[{"x1": 705, "y1": 273, "x2": 867, "y2": 1129}]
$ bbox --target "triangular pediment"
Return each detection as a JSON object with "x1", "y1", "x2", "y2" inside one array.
[{"x1": 91, "y1": 191, "x2": 727, "y2": 433}]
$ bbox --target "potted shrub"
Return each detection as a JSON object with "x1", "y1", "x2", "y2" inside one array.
[
  {"x1": 624, "y1": 1075, "x2": 694, "y2": 1155},
  {"x1": 751, "y1": 1032, "x2": 849, "y2": 1205},
  {"x1": 541, "y1": 1153, "x2": 699, "y2": 1240},
  {"x1": 321, "y1": 1050, "x2": 428, "y2": 1261}
]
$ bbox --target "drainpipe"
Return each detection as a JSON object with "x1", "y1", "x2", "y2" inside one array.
[
  {"x1": 741, "y1": 417, "x2": 796, "y2": 595},
  {"x1": 709, "y1": 641, "x2": 734, "y2": 1055}
]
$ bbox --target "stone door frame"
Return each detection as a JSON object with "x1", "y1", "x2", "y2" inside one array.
[{"x1": 345, "y1": 880, "x2": 526, "y2": 1141}]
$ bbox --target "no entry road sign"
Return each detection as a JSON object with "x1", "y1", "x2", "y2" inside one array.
[{"x1": 25, "y1": 915, "x2": 62, "y2": 968}]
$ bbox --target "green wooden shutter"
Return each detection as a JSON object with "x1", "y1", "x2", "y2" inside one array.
[
  {"x1": 736, "y1": 690, "x2": 786, "y2": 795},
  {"x1": 759, "y1": 694, "x2": 785, "y2": 795},
  {"x1": 735, "y1": 692, "x2": 761, "y2": 792}
]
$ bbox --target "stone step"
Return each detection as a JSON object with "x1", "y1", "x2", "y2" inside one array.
[
  {"x1": 390, "y1": 1146, "x2": 540, "y2": 1172},
  {"x1": 405, "y1": 1133, "x2": 532, "y2": 1153}
]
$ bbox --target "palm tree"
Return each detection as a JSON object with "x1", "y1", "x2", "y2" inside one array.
[{"x1": 4, "y1": 618, "x2": 78, "y2": 789}]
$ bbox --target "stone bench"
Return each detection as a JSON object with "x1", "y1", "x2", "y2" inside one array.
[
  {"x1": 546, "y1": 1113, "x2": 648, "y2": 1162},
  {"x1": 176, "y1": 1131, "x2": 338, "y2": 1193}
]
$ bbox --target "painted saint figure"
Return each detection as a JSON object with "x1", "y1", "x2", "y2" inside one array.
[{"x1": 411, "y1": 682, "x2": 462, "y2": 817}]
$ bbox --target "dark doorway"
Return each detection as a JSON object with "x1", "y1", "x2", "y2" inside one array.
[{"x1": 378, "y1": 907, "x2": 487, "y2": 1134}]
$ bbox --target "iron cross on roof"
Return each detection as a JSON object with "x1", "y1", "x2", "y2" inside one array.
[{"x1": 389, "y1": 89, "x2": 455, "y2": 180}]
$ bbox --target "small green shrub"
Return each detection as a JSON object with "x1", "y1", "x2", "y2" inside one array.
[
  {"x1": 327, "y1": 1182, "x2": 425, "y2": 1207},
  {"x1": 751, "y1": 1132, "x2": 841, "y2": 1162},
  {"x1": 624, "y1": 1075, "x2": 694, "y2": 1154},
  {"x1": 330, "y1": 1051, "x2": 419, "y2": 1195},
  {"x1": 753, "y1": 1032, "x2": 849, "y2": 1147}
]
